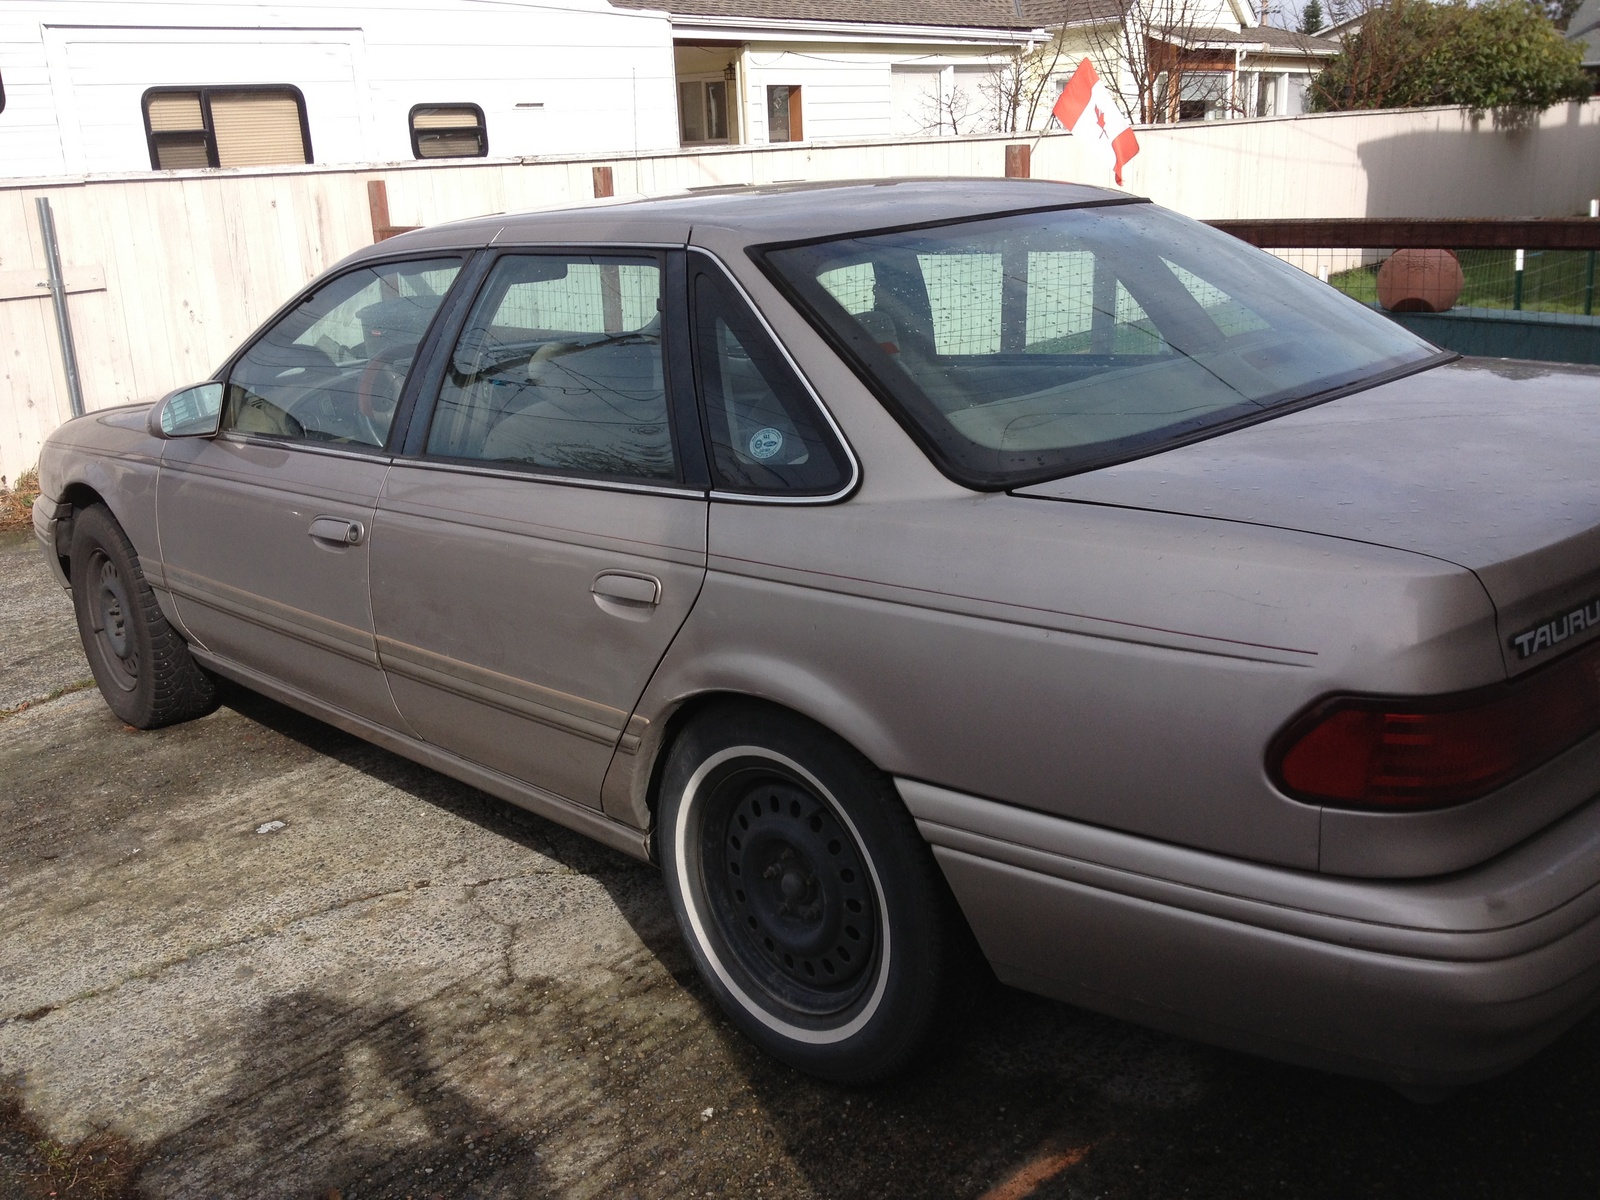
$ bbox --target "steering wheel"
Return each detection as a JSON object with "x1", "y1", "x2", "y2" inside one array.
[{"x1": 354, "y1": 345, "x2": 413, "y2": 447}]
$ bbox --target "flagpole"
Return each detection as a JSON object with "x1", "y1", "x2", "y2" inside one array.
[{"x1": 1030, "y1": 114, "x2": 1058, "y2": 158}]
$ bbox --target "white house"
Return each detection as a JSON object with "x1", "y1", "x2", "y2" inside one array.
[{"x1": 624, "y1": 0, "x2": 1337, "y2": 145}]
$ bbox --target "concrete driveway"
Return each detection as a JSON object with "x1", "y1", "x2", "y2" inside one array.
[{"x1": 5, "y1": 526, "x2": 1600, "y2": 1199}]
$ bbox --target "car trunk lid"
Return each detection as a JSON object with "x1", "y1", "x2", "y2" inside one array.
[{"x1": 1014, "y1": 358, "x2": 1600, "y2": 677}]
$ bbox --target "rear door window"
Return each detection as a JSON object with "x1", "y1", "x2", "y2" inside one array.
[{"x1": 424, "y1": 253, "x2": 677, "y2": 483}]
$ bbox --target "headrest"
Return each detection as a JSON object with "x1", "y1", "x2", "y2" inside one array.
[{"x1": 358, "y1": 297, "x2": 437, "y2": 344}]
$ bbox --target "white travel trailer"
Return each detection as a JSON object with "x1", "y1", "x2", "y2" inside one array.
[{"x1": 0, "y1": 0, "x2": 684, "y2": 178}]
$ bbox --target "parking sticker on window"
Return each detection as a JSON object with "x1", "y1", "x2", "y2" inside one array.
[{"x1": 749, "y1": 427, "x2": 784, "y2": 460}]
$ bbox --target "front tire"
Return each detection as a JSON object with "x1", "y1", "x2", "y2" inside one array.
[
  {"x1": 658, "y1": 703, "x2": 963, "y2": 1083},
  {"x1": 69, "y1": 504, "x2": 217, "y2": 729}
]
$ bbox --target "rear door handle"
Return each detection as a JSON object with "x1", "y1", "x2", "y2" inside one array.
[
  {"x1": 592, "y1": 571, "x2": 661, "y2": 606},
  {"x1": 309, "y1": 516, "x2": 364, "y2": 546}
]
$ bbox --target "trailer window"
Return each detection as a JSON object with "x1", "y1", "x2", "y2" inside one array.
[
  {"x1": 410, "y1": 104, "x2": 488, "y2": 158},
  {"x1": 143, "y1": 86, "x2": 312, "y2": 170}
]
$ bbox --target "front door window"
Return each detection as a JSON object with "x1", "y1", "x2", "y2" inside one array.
[
  {"x1": 224, "y1": 257, "x2": 461, "y2": 448},
  {"x1": 425, "y1": 254, "x2": 674, "y2": 481}
]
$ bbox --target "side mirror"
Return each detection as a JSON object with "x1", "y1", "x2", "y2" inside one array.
[{"x1": 147, "y1": 382, "x2": 224, "y2": 439}]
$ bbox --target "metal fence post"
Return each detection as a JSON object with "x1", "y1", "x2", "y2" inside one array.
[
  {"x1": 1586, "y1": 200, "x2": 1597, "y2": 317},
  {"x1": 1513, "y1": 248, "x2": 1524, "y2": 312},
  {"x1": 36, "y1": 197, "x2": 86, "y2": 419}
]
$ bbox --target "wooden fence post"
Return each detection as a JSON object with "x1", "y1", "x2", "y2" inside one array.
[
  {"x1": 593, "y1": 166, "x2": 615, "y2": 199},
  {"x1": 367, "y1": 180, "x2": 419, "y2": 242},
  {"x1": 1005, "y1": 144, "x2": 1031, "y2": 179}
]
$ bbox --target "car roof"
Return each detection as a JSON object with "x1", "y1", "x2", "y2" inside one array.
[{"x1": 356, "y1": 178, "x2": 1133, "y2": 258}]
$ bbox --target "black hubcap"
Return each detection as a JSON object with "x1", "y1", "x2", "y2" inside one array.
[
  {"x1": 89, "y1": 551, "x2": 138, "y2": 688},
  {"x1": 701, "y1": 768, "x2": 878, "y2": 1013}
]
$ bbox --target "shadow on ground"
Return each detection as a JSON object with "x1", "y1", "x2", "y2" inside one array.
[{"x1": 6, "y1": 687, "x2": 1600, "y2": 1199}]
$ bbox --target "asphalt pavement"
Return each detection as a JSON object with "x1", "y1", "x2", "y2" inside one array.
[{"x1": 4, "y1": 526, "x2": 1600, "y2": 1199}]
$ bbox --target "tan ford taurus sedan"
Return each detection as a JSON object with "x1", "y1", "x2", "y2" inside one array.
[{"x1": 33, "y1": 180, "x2": 1600, "y2": 1094}]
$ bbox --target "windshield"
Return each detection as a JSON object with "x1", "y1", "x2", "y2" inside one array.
[{"x1": 758, "y1": 202, "x2": 1441, "y2": 487}]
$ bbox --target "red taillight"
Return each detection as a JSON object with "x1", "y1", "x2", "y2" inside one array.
[{"x1": 1271, "y1": 641, "x2": 1600, "y2": 810}]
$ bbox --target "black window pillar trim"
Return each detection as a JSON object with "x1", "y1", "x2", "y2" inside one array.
[
  {"x1": 662, "y1": 250, "x2": 713, "y2": 490},
  {"x1": 392, "y1": 249, "x2": 496, "y2": 458}
]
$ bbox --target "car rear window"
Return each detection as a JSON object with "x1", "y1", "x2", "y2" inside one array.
[{"x1": 757, "y1": 202, "x2": 1441, "y2": 488}]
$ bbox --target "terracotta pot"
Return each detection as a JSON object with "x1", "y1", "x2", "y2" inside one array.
[{"x1": 1376, "y1": 248, "x2": 1464, "y2": 313}]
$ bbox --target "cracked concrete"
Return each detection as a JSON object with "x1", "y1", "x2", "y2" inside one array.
[
  {"x1": 0, "y1": 528, "x2": 90, "y2": 715},
  {"x1": 8, "y1": 526, "x2": 1600, "y2": 1199}
]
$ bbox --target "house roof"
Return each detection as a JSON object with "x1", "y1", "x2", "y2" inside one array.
[
  {"x1": 1179, "y1": 24, "x2": 1339, "y2": 51},
  {"x1": 606, "y1": 0, "x2": 1127, "y2": 32},
  {"x1": 609, "y1": 0, "x2": 1334, "y2": 45}
]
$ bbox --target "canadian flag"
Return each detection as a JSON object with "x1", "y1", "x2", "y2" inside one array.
[{"x1": 1051, "y1": 58, "x2": 1140, "y2": 185}]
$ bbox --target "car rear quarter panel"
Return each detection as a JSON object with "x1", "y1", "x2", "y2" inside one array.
[
  {"x1": 623, "y1": 230, "x2": 1506, "y2": 872},
  {"x1": 636, "y1": 492, "x2": 1501, "y2": 872}
]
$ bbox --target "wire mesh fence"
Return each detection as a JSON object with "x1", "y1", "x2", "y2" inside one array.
[
  {"x1": 1271, "y1": 247, "x2": 1600, "y2": 320},
  {"x1": 1208, "y1": 219, "x2": 1600, "y2": 330}
]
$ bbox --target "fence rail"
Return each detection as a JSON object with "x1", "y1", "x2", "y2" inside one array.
[{"x1": 1209, "y1": 218, "x2": 1600, "y2": 251}]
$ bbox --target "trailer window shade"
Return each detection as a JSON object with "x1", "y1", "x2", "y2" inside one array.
[
  {"x1": 146, "y1": 92, "x2": 204, "y2": 132},
  {"x1": 211, "y1": 92, "x2": 309, "y2": 166},
  {"x1": 151, "y1": 132, "x2": 212, "y2": 170},
  {"x1": 142, "y1": 86, "x2": 311, "y2": 170},
  {"x1": 409, "y1": 104, "x2": 488, "y2": 158}
]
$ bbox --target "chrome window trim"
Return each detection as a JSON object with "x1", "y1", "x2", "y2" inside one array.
[
  {"x1": 484, "y1": 238, "x2": 689, "y2": 252},
  {"x1": 390, "y1": 454, "x2": 708, "y2": 500},
  {"x1": 214, "y1": 432, "x2": 394, "y2": 462},
  {"x1": 687, "y1": 247, "x2": 862, "y2": 507}
]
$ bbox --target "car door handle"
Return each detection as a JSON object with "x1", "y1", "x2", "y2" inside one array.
[
  {"x1": 592, "y1": 571, "x2": 661, "y2": 606},
  {"x1": 308, "y1": 516, "x2": 364, "y2": 546}
]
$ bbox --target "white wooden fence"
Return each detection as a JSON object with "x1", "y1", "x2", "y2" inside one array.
[{"x1": 5, "y1": 100, "x2": 1600, "y2": 486}]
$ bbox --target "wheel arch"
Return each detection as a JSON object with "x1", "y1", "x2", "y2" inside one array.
[
  {"x1": 611, "y1": 677, "x2": 911, "y2": 853},
  {"x1": 54, "y1": 480, "x2": 110, "y2": 572},
  {"x1": 57, "y1": 472, "x2": 186, "y2": 641}
]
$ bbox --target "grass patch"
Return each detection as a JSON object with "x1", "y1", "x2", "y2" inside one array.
[
  {"x1": 1331, "y1": 250, "x2": 1600, "y2": 315},
  {"x1": 0, "y1": 680, "x2": 96, "y2": 723},
  {"x1": 0, "y1": 1079, "x2": 143, "y2": 1200},
  {"x1": 0, "y1": 467, "x2": 40, "y2": 533}
]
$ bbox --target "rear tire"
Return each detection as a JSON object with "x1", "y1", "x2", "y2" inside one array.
[
  {"x1": 658, "y1": 702, "x2": 965, "y2": 1084},
  {"x1": 70, "y1": 504, "x2": 217, "y2": 729}
]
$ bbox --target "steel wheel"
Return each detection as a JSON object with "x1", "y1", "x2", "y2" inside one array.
[
  {"x1": 687, "y1": 747, "x2": 888, "y2": 1033},
  {"x1": 69, "y1": 504, "x2": 217, "y2": 729},
  {"x1": 659, "y1": 703, "x2": 968, "y2": 1083}
]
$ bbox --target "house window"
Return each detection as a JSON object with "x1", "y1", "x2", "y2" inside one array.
[
  {"x1": 143, "y1": 86, "x2": 311, "y2": 170},
  {"x1": 766, "y1": 85, "x2": 802, "y2": 142},
  {"x1": 678, "y1": 79, "x2": 729, "y2": 144},
  {"x1": 409, "y1": 104, "x2": 488, "y2": 158},
  {"x1": 1177, "y1": 72, "x2": 1233, "y2": 121}
]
